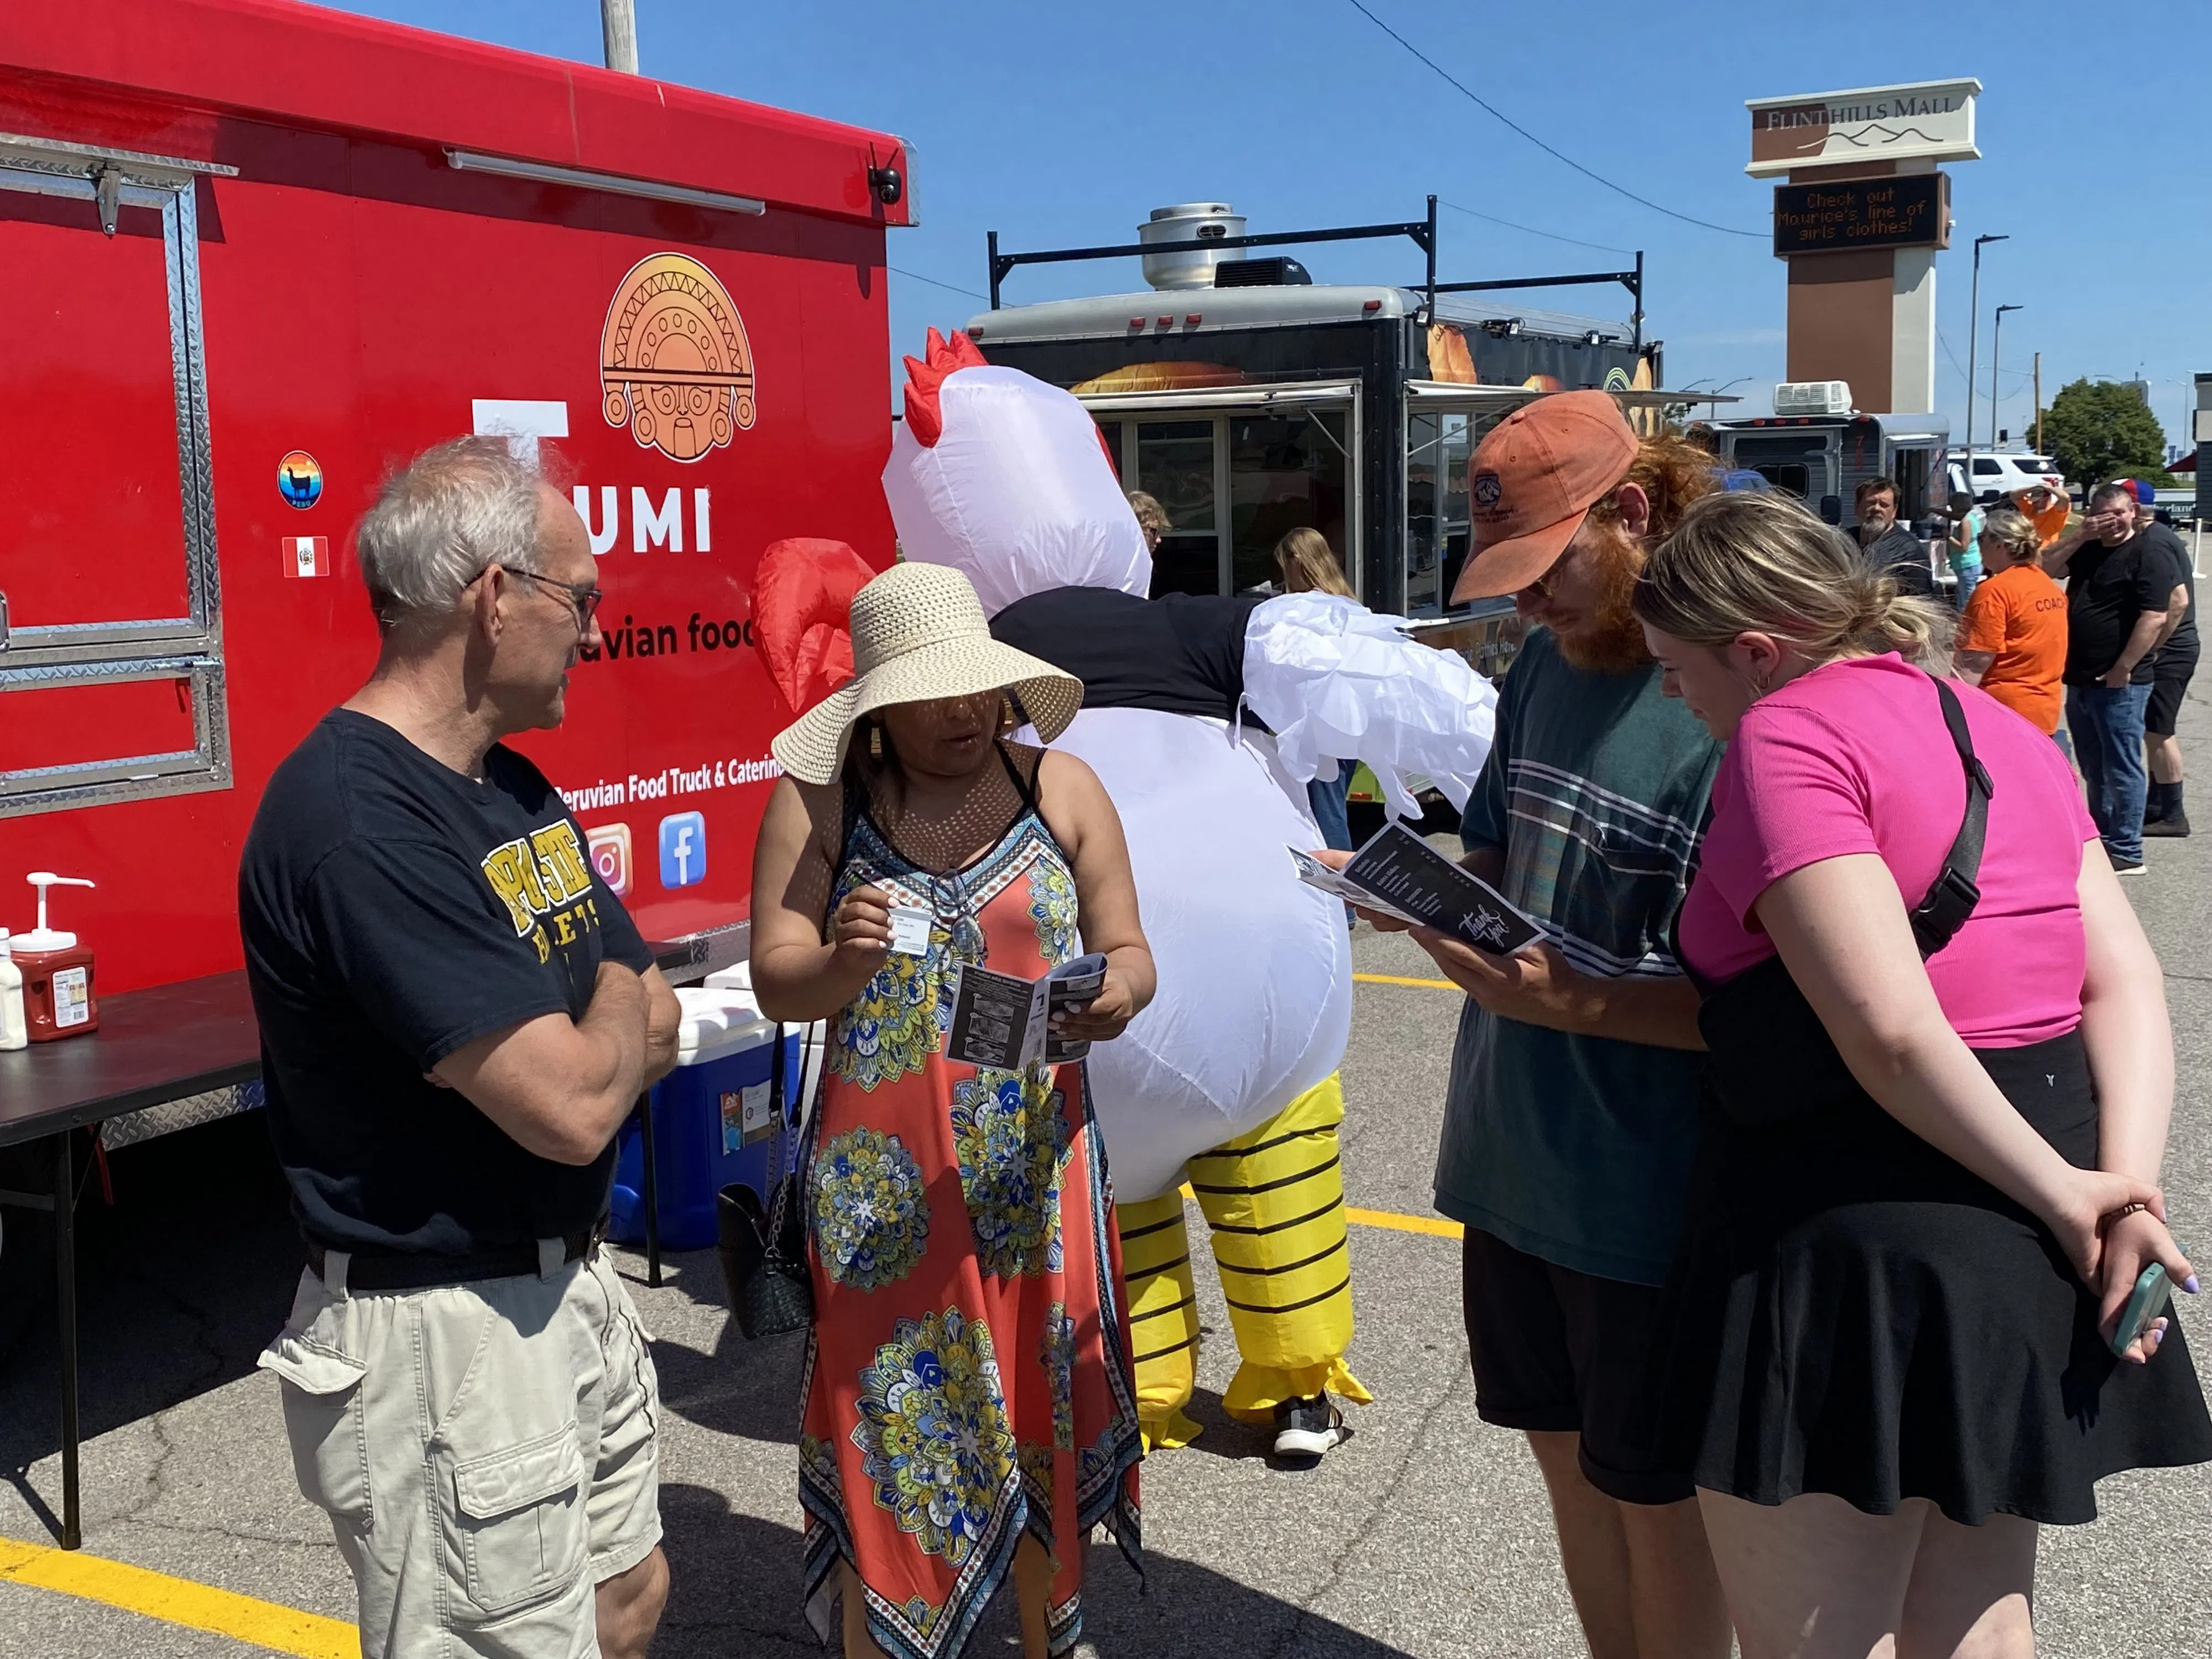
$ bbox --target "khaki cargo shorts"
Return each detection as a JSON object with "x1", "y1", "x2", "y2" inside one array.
[{"x1": 258, "y1": 1246, "x2": 661, "y2": 1658}]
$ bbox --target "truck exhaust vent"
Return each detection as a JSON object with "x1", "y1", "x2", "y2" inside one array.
[
  {"x1": 1140, "y1": 203, "x2": 1244, "y2": 290},
  {"x1": 1213, "y1": 256, "x2": 1312, "y2": 289}
]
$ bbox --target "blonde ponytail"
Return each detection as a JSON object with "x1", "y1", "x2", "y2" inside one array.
[
  {"x1": 1978, "y1": 505, "x2": 2041, "y2": 567},
  {"x1": 1634, "y1": 491, "x2": 1952, "y2": 668}
]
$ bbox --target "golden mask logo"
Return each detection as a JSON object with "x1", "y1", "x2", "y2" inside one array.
[{"x1": 600, "y1": 253, "x2": 757, "y2": 463}]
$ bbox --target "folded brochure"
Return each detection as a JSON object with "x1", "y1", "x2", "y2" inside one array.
[
  {"x1": 1290, "y1": 822, "x2": 1543, "y2": 957},
  {"x1": 946, "y1": 952, "x2": 1109, "y2": 1071}
]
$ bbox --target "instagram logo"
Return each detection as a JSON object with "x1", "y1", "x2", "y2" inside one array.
[{"x1": 586, "y1": 823, "x2": 633, "y2": 895}]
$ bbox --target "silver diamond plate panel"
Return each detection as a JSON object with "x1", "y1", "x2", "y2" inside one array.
[{"x1": 98, "y1": 1080, "x2": 264, "y2": 1151}]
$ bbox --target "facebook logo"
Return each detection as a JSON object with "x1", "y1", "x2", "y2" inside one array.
[{"x1": 657, "y1": 812, "x2": 707, "y2": 889}]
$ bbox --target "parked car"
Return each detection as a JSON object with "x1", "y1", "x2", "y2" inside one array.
[{"x1": 1947, "y1": 451, "x2": 2067, "y2": 505}]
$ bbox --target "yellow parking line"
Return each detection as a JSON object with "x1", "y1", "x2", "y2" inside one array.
[
  {"x1": 1345, "y1": 1205, "x2": 1464, "y2": 1239},
  {"x1": 1352, "y1": 972, "x2": 1458, "y2": 990},
  {"x1": 0, "y1": 1536, "x2": 358, "y2": 1659},
  {"x1": 1177, "y1": 1186, "x2": 1460, "y2": 1240}
]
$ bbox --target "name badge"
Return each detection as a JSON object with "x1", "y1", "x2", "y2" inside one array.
[{"x1": 888, "y1": 905, "x2": 933, "y2": 957}]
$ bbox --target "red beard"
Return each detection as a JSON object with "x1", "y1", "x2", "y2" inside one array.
[{"x1": 1552, "y1": 528, "x2": 1650, "y2": 675}]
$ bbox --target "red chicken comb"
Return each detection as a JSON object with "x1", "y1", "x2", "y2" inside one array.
[
  {"x1": 752, "y1": 539, "x2": 879, "y2": 716},
  {"x1": 900, "y1": 327, "x2": 989, "y2": 447}
]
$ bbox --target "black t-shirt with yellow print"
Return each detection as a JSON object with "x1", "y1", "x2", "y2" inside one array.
[{"x1": 240, "y1": 709, "x2": 653, "y2": 1255}]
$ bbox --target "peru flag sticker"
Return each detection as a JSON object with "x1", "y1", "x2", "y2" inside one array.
[{"x1": 283, "y1": 536, "x2": 328, "y2": 577}]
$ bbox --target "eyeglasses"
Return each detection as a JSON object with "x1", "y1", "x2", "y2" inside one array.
[{"x1": 497, "y1": 565, "x2": 604, "y2": 631}]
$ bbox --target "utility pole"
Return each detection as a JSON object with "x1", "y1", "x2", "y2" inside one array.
[
  {"x1": 1964, "y1": 233, "x2": 2008, "y2": 476},
  {"x1": 2032, "y1": 352, "x2": 2042, "y2": 456},
  {"x1": 601, "y1": 0, "x2": 638, "y2": 74}
]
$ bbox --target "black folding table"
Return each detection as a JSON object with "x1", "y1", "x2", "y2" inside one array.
[
  {"x1": 0, "y1": 972, "x2": 261, "y2": 1550},
  {"x1": 0, "y1": 961, "x2": 692, "y2": 1550}
]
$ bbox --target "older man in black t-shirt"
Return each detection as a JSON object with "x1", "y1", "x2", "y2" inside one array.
[
  {"x1": 2046, "y1": 481, "x2": 2189, "y2": 871},
  {"x1": 1853, "y1": 476, "x2": 1937, "y2": 597},
  {"x1": 240, "y1": 439, "x2": 679, "y2": 1659}
]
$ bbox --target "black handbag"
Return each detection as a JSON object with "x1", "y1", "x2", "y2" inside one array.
[{"x1": 715, "y1": 1025, "x2": 815, "y2": 1338}]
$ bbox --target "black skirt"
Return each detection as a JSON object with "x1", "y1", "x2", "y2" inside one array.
[{"x1": 1640, "y1": 960, "x2": 2212, "y2": 1526}]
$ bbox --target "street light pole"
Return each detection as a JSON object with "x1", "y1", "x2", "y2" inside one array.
[
  {"x1": 1706, "y1": 375, "x2": 1751, "y2": 420},
  {"x1": 1964, "y1": 233, "x2": 2008, "y2": 482},
  {"x1": 601, "y1": 0, "x2": 638, "y2": 74},
  {"x1": 1991, "y1": 304, "x2": 2022, "y2": 448}
]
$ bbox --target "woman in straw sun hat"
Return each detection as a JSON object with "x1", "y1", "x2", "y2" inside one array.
[{"x1": 752, "y1": 560, "x2": 1154, "y2": 1659}]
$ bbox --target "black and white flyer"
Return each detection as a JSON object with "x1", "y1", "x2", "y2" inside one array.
[
  {"x1": 1041, "y1": 954, "x2": 1108, "y2": 1064},
  {"x1": 1290, "y1": 823, "x2": 1543, "y2": 957},
  {"x1": 946, "y1": 953, "x2": 1111, "y2": 1070}
]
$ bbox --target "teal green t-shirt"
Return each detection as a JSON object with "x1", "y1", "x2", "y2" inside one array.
[{"x1": 1433, "y1": 629, "x2": 1721, "y2": 1285}]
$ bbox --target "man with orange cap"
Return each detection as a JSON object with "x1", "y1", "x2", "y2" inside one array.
[{"x1": 1389, "y1": 393, "x2": 1731, "y2": 1657}]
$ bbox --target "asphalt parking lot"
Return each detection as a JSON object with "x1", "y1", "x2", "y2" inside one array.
[{"x1": 3, "y1": 685, "x2": 2209, "y2": 1658}]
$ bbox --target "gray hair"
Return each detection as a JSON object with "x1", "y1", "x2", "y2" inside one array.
[
  {"x1": 1635, "y1": 490, "x2": 1953, "y2": 668},
  {"x1": 357, "y1": 437, "x2": 545, "y2": 627}
]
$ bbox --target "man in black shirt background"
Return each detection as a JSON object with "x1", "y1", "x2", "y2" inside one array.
[
  {"x1": 2127, "y1": 486, "x2": 2197, "y2": 837},
  {"x1": 2047, "y1": 481, "x2": 2190, "y2": 872},
  {"x1": 241, "y1": 438, "x2": 680, "y2": 1659},
  {"x1": 1853, "y1": 476, "x2": 1937, "y2": 597}
]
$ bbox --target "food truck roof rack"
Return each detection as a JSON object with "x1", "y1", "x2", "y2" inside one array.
[
  {"x1": 963, "y1": 285, "x2": 1642, "y2": 349},
  {"x1": 987, "y1": 195, "x2": 1646, "y2": 351}
]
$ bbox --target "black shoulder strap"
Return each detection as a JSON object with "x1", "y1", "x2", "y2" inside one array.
[
  {"x1": 995, "y1": 739, "x2": 1043, "y2": 818},
  {"x1": 1905, "y1": 677, "x2": 1992, "y2": 958}
]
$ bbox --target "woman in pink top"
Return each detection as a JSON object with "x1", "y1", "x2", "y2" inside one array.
[{"x1": 1620, "y1": 493, "x2": 2208, "y2": 1658}]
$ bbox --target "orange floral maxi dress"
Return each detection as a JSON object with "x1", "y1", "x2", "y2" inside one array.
[{"x1": 799, "y1": 758, "x2": 1142, "y2": 1659}]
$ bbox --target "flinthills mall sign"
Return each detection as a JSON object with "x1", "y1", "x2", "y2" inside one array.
[{"x1": 1746, "y1": 79, "x2": 1980, "y2": 176}]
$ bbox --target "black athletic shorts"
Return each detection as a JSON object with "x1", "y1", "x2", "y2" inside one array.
[
  {"x1": 1461, "y1": 1227, "x2": 1692, "y2": 1505},
  {"x1": 2147, "y1": 644, "x2": 2198, "y2": 738}
]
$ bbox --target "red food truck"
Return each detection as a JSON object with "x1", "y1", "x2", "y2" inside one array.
[{"x1": 0, "y1": 0, "x2": 909, "y2": 1004}]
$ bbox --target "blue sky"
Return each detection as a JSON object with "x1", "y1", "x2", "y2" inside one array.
[{"x1": 331, "y1": 0, "x2": 2207, "y2": 453}]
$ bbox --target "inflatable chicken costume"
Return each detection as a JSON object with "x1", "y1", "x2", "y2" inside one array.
[{"x1": 877, "y1": 331, "x2": 1498, "y2": 1454}]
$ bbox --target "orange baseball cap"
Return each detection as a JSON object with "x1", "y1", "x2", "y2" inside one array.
[{"x1": 1449, "y1": 391, "x2": 1639, "y2": 603}]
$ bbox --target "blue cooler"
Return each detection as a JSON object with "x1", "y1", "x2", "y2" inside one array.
[{"x1": 611, "y1": 1001, "x2": 802, "y2": 1251}]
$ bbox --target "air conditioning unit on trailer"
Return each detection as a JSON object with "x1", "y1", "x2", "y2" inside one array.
[{"x1": 1774, "y1": 380, "x2": 1853, "y2": 416}]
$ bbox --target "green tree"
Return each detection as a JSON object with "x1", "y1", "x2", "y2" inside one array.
[{"x1": 2036, "y1": 379, "x2": 2175, "y2": 488}]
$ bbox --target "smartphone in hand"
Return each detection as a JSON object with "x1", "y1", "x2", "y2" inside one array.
[{"x1": 2110, "y1": 1263, "x2": 2173, "y2": 1358}]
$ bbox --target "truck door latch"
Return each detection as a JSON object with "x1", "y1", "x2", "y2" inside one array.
[{"x1": 94, "y1": 164, "x2": 122, "y2": 237}]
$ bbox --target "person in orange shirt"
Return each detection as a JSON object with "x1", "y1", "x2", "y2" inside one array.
[
  {"x1": 1955, "y1": 506, "x2": 2069, "y2": 738},
  {"x1": 2011, "y1": 482, "x2": 2073, "y2": 550}
]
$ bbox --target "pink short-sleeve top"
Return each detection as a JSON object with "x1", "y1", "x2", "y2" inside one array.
[{"x1": 1676, "y1": 654, "x2": 2099, "y2": 1047}]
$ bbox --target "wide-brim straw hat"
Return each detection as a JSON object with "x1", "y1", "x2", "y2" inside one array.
[{"x1": 770, "y1": 561, "x2": 1083, "y2": 785}]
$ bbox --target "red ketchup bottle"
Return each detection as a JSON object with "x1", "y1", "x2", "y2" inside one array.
[{"x1": 16, "y1": 873, "x2": 98, "y2": 1043}]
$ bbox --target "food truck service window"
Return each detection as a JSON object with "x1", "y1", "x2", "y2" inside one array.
[{"x1": 1094, "y1": 392, "x2": 1356, "y2": 600}]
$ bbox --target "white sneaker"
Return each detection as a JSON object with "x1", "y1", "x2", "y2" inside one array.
[{"x1": 1272, "y1": 1394, "x2": 1348, "y2": 1463}]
